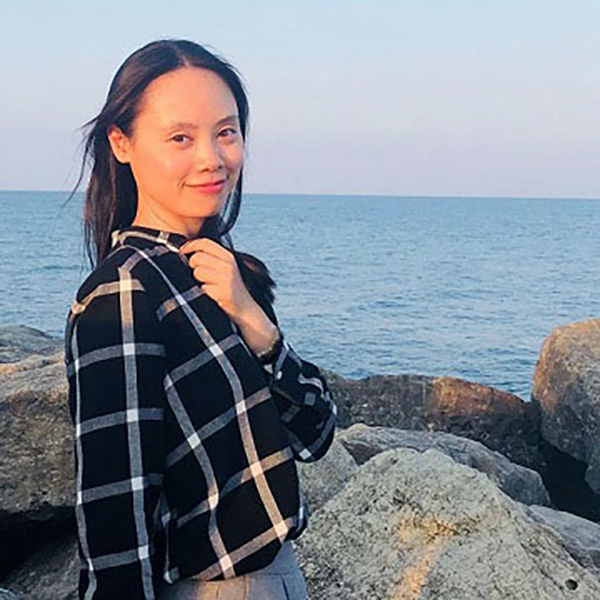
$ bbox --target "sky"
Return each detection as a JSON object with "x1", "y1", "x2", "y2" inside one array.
[{"x1": 1, "y1": 0, "x2": 599, "y2": 198}]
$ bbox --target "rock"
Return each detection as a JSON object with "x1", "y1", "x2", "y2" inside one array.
[
  {"x1": 295, "y1": 448, "x2": 600, "y2": 599},
  {"x1": 0, "y1": 350, "x2": 74, "y2": 578},
  {"x1": 2, "y1": 531, "x2": 78, "y2": 600},
  {"x1": 335, "y1": 423, "x2": 550, "y2": 506},
  {"x1": 297, "y1": 439, "x2": 357, "y2": 514},
  {"x1": 323, "y1": 369, "x2": 544, "y2": 472},
  {"x1": 0, "y1": 325, "x2": 64, "y2": 364},
  {"x1": 0, "y1": 350, "x2": 73, "y2": 530},
  {"x1": 528, "y1": 505, "x2": 600, "y2": 575},
  {"x1": 533, "y1": 319, "x2": 600, "y2": 494}
]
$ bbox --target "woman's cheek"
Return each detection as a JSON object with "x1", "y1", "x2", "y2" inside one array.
[
  {"x1": 232, "y1": 144, "x2": 245, "y2": 168},
  {"x1": 159, "y1": 150, "x2": 190, "y2": 180}
]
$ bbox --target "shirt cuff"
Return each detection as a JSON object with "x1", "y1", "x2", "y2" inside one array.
[{"x1": 261, "y1": 336, "x2": 290, "y2": 383}]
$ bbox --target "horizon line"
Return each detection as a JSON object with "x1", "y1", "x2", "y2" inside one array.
[{"x1": 0, "y1": 189, "x2": 599, "y2": 202}]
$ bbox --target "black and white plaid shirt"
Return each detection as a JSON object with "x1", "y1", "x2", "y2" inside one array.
[{"x1": 63, "y1": 225, "x2": 337, "y2": 599}]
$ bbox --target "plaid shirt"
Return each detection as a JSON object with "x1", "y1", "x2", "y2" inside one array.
[{"x1": 63, "y1": 225, "x2": 337, "y2": 599}]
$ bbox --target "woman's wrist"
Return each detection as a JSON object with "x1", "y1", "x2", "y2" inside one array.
[
  {"x1": 256, "y1": 327, "x2": 283, "y2": 364},
  {"x1": 234, "y1": 302, "x2": 281, "y2": 360}
]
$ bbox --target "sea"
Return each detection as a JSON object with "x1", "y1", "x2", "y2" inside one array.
[{"x1": 1, "y1": 190, "x2": 598, "y2": 400}]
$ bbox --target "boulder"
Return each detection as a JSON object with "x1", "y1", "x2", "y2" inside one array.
[
  {"x1": 297, "y1": 439, "x2": 357, "y2": 514},
  {"x1": 533, "y1": 319, "x2": 600, "y2": 494},
  {"x1": 335, "y1": 423, "x2": 550, "y2": 506},
  {"x1": 323, "y1": 369, "x2": 543, "y2": 472},
  {"x1": 0, "y1": 350, "x2": 73, "y2": 530},
  {"x1": 0, "y1": 325, "x2": 64, "y2": 364},
  {"x1": 2, "y1": 531, "x2": 78, "y2": 600},
  {"x1": 528, "y1": 505, "x2": 600, "y2": 574},
  {"x1": 294, "y1": 448, "x2": 600, "y2": 599},
  {"x1": 0, "y1": 350, "x2": 74, "y2": 578}
]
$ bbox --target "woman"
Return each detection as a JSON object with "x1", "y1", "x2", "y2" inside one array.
[{"x1": 63, "y1": 39, "x2": 337, "y2": 600}]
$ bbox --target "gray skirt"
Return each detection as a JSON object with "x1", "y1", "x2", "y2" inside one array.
[{"x1": 156, "y1": 541, "x2": 308, "y2": 600}]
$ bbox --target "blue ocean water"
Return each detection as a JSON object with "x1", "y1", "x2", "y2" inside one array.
[{"x1": 1, "y1": 190, "x2": 598, "y2": 399}]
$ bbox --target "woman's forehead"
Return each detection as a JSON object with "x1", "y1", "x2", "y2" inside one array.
[{"x1": 136, "y1": 67, "x2": 238, "y2": 125}]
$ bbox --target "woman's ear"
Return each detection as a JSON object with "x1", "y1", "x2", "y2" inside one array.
[{"x1": 107, "y1": 125, "x2": 132, "y2": 164}]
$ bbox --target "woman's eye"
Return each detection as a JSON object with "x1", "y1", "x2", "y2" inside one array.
[
  {"x1": 171, "y1": 134, "x2": 190, "y2": 143},
  {"x1": 220, "y1": 127, "x2": 238, "y2": 138}
]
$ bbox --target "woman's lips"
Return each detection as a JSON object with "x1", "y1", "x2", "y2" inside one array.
[{"x1": 188, "y1": 180, "x2": 226, "y2": 193}]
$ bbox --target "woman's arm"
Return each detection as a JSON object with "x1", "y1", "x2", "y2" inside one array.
[
  {"x1": 178, "y1": 242, "x2": 337, "y2": 464},
  {"x1": 224, "y1": 279, "x2": 337, "y2": 463},
  {"x1": 65, "y1": 271, "x2": 166, "y2": 599},
  {"x1": 260, "y1": 336, "x2": 337, "y2": 463}
]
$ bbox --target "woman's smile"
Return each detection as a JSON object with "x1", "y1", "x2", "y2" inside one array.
[{"x1": 186, "y1": 179, "x2": 227, "y2": 194}]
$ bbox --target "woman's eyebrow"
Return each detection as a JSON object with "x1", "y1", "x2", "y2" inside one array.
[
  {"x1": 162, "y1": 115, "x2": 240, "y2": 132},
  {"x1": 217, "y1": 114, "x2": 240, "y2": 125}
]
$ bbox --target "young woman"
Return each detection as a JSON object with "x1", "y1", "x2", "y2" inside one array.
[{"x1": 63, "y1": 39, "x2": 337, "y2": 600}]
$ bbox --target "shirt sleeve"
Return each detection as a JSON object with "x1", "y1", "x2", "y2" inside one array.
[
  {"x1": 262, "y1": 336, "x2": 337, "y2": 463},
  {"x1": 65, "y1": 271, "x2": 166, "y2": 599}
]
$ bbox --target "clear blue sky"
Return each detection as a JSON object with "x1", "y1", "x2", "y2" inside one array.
[{"x1": 2, "y1": 0, "x2": 599, "y2": 197}]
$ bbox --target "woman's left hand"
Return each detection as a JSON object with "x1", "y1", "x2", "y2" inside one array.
[{"x1": 179, "y1": 238, "x2": 279, "y2": 355}]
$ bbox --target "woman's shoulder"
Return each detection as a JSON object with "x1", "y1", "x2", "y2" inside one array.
[
  {"x1": 68, "y1": 242, "x2": 190, "y2": 322},
  {"x1": 72, "y1": 245, "x2": 145, "y2": 305}
]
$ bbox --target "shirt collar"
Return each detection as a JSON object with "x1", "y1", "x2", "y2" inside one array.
[{"x1": 110, "y1": 225, "x2": 192, "y2": 252}]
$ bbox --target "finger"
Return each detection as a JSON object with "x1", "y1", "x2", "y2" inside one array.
[
  {"x1": 180, "y1": 238, "x2": 232, "y2": 261},
  {"x1": 197, "y1": 281, "x2": 222, "y2": 304},
  {"x1": 187, "y1": 250, "x2": 232, "y2": 273},
  {"x1": 191, "y1": 263, "x2": 225, "y2": 284}
]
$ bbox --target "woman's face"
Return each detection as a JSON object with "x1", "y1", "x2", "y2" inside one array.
[{"x1": 108, "y1": 67, "x2": 244, "y2": 237}]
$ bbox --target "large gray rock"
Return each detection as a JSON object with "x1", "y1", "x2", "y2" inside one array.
[
  {"x1": 0, "y1": 350, "x2": 73, "y2": 531},
  {"x1": 533, "y1": 319, "x2": 600, "y2": 494},
  {"x1": 295, "y1": 448, "x2": 600, "y2": 600},
  {"x1": 297, "y1": 439, "x2": 357, "y2": 514},
  {"x1": 335, "y1": 423, "x2": 550, "y2": 506},
  {"x1": 2, "y1": 532, "x2": 78, "y2": 600},
  {"x1": 0, "y1": 325, "x2": 64, "y2": 364},
  {"x1": 323, "y1": 369, "x2": 543, "y2": 472},
  {"x1": 528, "y1": 505, "x2": 600, "y2": 574}
]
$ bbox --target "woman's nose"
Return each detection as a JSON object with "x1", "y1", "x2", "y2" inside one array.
[{"x1": 194, "y1": 137, "x2": 224, "y2": 170}]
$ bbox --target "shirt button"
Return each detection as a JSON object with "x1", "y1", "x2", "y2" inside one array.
[{"x1": 275, "y1": 371, "x2": 283, "y2": 381}]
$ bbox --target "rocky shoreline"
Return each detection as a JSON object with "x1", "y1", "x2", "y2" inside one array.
[{"x1": 1, "y1": 320, "x2": 599, "y2": 599}]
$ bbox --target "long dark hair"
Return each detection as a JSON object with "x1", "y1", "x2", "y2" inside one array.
[{"x1": 68, "y1": 39, "x2": 277, "y2": 318}]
